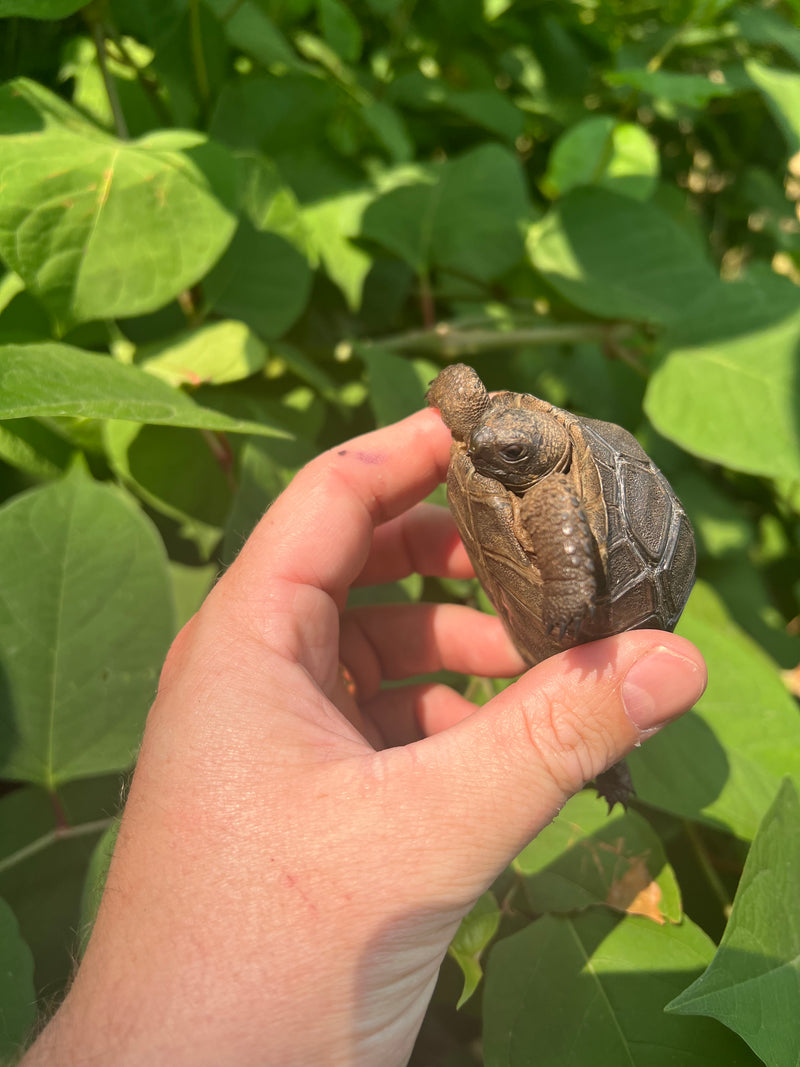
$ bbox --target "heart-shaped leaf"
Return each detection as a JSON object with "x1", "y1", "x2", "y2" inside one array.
[
  {"x1": 667, "y1": 779, "x2": 800, "y2": 1067},
  {"x1": 0, "y1": 465, "x2": 175, "y2": 787},
  {"x1": 0, "y1": 79, "x2": 237, "y2": 329}
]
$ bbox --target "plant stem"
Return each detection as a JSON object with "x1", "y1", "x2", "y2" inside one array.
[
  {"x1": 363, "y1": 321, "x2": 635, "y2": 357},
  {"x1": 89, "y1": 12, "x2": 129, "y2": 139},
  {"x1": 683, "y1": 818, "x2": 733, "y2": 919},
  {"x1": 202, "y1": 430, "x2": 237, "y2": 491},
  {"x1": 418, "y1": 272, "x2": 436, "y2": 329},
  {"x1": 189, "y1": 0, "x2": 211, "y2": 121},
  {"x1": 0, "y1": 818, "x2": 114, "y2": 877},
  {"x1": 105, "y1": 28, "x2": 174, "y2": 128}
]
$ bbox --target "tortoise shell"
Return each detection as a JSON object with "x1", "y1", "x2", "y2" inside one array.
[{"x1": 428, "y1": 364, "x2": 696, "y2": 668}]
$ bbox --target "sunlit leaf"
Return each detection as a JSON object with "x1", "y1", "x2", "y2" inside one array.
[
  {"x1": 0, "y1": 80, "x2": 237, "y2": 330},
  {"x1": 668, "y1": 780, "x2": 800, "y2": 1067},
  {"x1": 135, "y1": 320, "x2": 268, "y2": 387},
  {"x1": 513, "y1": 790, "x2": 682, "y2": 923},
  {"x1": 646, "y1": 275, "x2": 800, "y2": 480},
  {"x1": 0, "y1": 897, "x2": 35, "y2": 1061},
  {"x1": 746, "y1": 60, "x2": 800, "y2": 156},
  {"x1": 542, "y1": 116, "x2": 659, "y2": 201},
  {"x1": 528, "y1": 188, "x2": 717, "y2": 323},
  {"x1": 448, "y1": 892, "x2": 501, "y2": 1008},
  {"x1": 0, "y1": 465, "x2": 175, "y2": 787},
  {"x1": 483, "y1": 911, "x2": 757, "y2": 1066},
  {"x1": 0, "y1": 343, "x2": 292, "y2": 437},
  {"x1": 630, "y1": 583, "x2": 800, "y2": 840}
]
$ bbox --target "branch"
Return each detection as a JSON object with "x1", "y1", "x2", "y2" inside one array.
[
  {"x1": 86, "y1": 10, "x2": 128, "y2": 139},
  {"x1": 0, "y1": 818, "x2": 114, "y2": 877},
  {"x1": 356, "y1": 320, "x2": 636, "y2": 359}
]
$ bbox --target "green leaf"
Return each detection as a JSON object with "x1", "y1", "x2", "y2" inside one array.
[
  {"x1": 0, "y1": 272, "x2": 25, "y2": 314},
  {"x1": 745, "y1": 60, "x2": 800, "y2": 156},
  {"x1": 170, "y1": 561, "x2": 217, "y2": 629},
  {"x1": 386, "y1": 70, "x2": 523, "y2": 141},
  {"x1": 364, "y1": 0, "x2": 401, "y2": 12},
  {"x1": 78, "y1": 819, "x2": 120, "y2": 954},
  {"x1": 0, "y1": 279, "x2": 51, "y2": 345},
  {"x1": 646, "y1": 275, "x2": 800, "y2": 481},
  {"x1": 513, "y1": 790, "x2": 682, "y2": 923},
  {"x1": 222, "y1": 434, "x2": 316, "y2": 564},
  {"x1": 442, "y1": 89, "x2": 524, "y2": 143},
  {"x1": 0, "y1": 897, "x2": 36, "y2": 1061},
  {"x1": 204, "y1": 222, "x2": 313, "y2": 340},
  {"x1": 448, "y1": 892, "x2": 501, "y2": 1008},
  {"x1": 0, "y1": 79, "x2": 238, "y2": 330},
  {"x1": 210, "y1": 74, "x2": 337, "y2": 158},
  {"x1": 0, "y1": 786, "x2": 105, "y2": 998},
  {"x1": 60, "y1": 34, "x2": 163, "y2": 139},
  {"x1": 0, "y1": 343, "x2": 292, "y2": 437},
  {"x1": 104, "y1": 421, "x2": 231, "y2": 555},
  {"x1": 484, "y1": 0, "x2": 513, "y2": 20},
  {"x1": 302, "y1": 189, "x2": 374, "y2": 309},
  {"x1": 359, "y1": 347, "x2": 428, "y2": 426},
  {"x1": 317, "y1": 0, "x2": 362, "y2": 62},
  {"x1": 542, "y1": 116, "x2": 659, "y2": 201},
  {"x1": 734, "y1": 7, "x2": 800, "y2": 68},
  {"x1": 363, "y1": 144, "x2": 531, "y2": 282},
  {"x1": 0, "y1": 465, "x2": 175, "y2": 787},
  {"x1": 202, "y1": 0, "x2": 303, "y2": 70},
  {"x1": 604, "y1": 68, "x2": 735, "y2": 108},
  {"x1": 0, "y1": 0, "x2": 83, "y2": 16},
  {"x1": 134, "y1": 320, "x2": 268, "y2": 387},
  {"x1": 630, "y1": 583, "x2": 800, "y2": 840},
  {"x1": 237, "y1": 154, "x2": 314, "y2": 252},
  {"x1": 483, "y1": 911, "x2": 759, "y2": 1066},
  {"x1": 527, "y1": 187, "x2": 717, "y2": 324},
  {"x1": 361, "y1": 100, "x2": 413, "y2": 163},
  {"x1": 667, "y1": 780, "x2": 800, "y2": 1067},
  {"x1": 0, "y1": 417, "x2": 75, "y2": 479}
]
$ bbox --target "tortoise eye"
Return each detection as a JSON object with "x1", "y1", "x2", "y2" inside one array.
[{"x1": 500, "y1": 444, "x2": 526, "y2": 461}]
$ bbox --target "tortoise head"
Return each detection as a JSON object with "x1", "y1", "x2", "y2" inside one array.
[
  {"x1": 427, "y1": 363, "x2": 491, "y2": 442},
  {"x1": 468, "y1": 407, "x2": 569, "y2": 492}
]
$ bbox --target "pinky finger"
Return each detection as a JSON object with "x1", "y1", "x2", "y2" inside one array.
[{"x1": 363, "y1": 682, "x2": 480, "y2": 749}]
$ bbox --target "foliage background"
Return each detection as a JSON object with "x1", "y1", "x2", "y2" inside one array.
[{"x1": 1, "y1": 0, "x2": 800, "y2": 1063}]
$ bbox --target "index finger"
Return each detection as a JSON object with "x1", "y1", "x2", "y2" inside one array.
[{"x1": 225, "y1": 408, "x2": 452, "y2": 610}]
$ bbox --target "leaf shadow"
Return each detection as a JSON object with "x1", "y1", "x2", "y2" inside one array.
[
  {"x1": 0, "y1": 91, "x2": 45, "y2": 135},
  {"x1": 0, "y1": 658, "x2": 20, "y2": 776}
]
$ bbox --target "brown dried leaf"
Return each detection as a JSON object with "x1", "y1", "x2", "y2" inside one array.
[{"x1": 606, "y1": 856, "x2": 666, "y2": 924}]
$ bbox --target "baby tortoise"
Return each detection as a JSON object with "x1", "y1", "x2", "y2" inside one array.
[{"x1": 427, "y1": 364, "x2": 696, "y2": 809}]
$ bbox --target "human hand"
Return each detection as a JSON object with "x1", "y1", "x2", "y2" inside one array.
[{"x1": 22, "y1": 409, "x2": 706, "y2": 1067}]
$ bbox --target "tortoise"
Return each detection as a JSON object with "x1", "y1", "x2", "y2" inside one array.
[{"x1": 427, "y1": 364, "x2": 696, "y2": 808}]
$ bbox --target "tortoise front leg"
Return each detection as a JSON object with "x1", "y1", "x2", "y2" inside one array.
[
  {"x1": 518, "y1": 475, "x2": 634, "y2": 810},
  {"x1": 517, "y1": 473, "x2": 598, "y2": 642}
]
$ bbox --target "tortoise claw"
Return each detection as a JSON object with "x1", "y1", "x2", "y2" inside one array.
[{"x1": 595, "y1": 761, "x2": 635, "y2": 811}]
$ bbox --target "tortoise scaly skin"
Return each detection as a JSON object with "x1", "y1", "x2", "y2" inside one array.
[{"x1": 428, "y1": 364, "x2": 696, "y2": 809}]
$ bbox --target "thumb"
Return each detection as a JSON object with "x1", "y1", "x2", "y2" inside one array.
[{"x1": 411, "y1": 631, "x2": 706, "y2": 884}]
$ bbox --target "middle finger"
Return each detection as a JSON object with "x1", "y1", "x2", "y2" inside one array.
[{"x1": 340, "y1": 602, "x2": 526, "y2": 701}]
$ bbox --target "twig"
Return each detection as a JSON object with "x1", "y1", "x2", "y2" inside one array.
[
  {"x1": 0, "y1": 818, "x2": 114, "y2": 877},
  {"x1": 201, "y1": 430, "x2": 237, "y2": 492},
  {"x1": 88, "y1": 12, "x2": 128, "y2": 139},
  {"x1": 189, "y1": 0, "x2": 211, "y2": 121},
  {"x1": 419, "y1": 272, "x2": 436, "y2": 329},
  {"x1": 361, "y1": 321, "x2": 636, "y2": 358},
  {"x1": 105, "y1": 27, "x2": 174, "y2": 128}
]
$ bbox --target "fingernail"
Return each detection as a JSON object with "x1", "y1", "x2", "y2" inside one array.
[{"x1": 622, "y1": 647, "x2": 706, "y2": 734}]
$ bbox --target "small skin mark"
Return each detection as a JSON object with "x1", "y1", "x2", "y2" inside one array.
[
  {"x1": 279, "y1": 870, "x2": 318, "y2": 913},
  {"x1": 336, "y1": 449, "x2": 386, "y2": 465}
]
